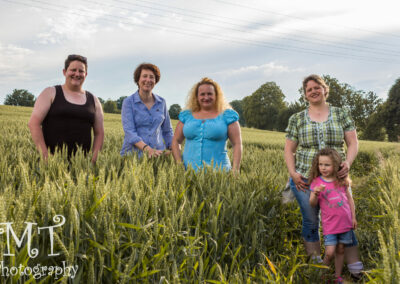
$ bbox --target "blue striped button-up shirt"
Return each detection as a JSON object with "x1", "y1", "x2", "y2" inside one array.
[{"x1": 120, "y1": 91, "x2": 173, "y2": 156}]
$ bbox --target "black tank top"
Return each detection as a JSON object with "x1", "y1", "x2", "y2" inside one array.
[{"x1": 42, "y1": 85, "x2": 95, "y2": 157}]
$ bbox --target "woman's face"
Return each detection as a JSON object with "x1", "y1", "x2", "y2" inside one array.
[
  {"x1": 138, "y1": 69, "x2": 156, "y2": 93},
  {"x1": 305, "y1": 80, "x2": 326, "y2": 104},
  {"x1": 197, "y1": 84, "x2": 216, "y2": 110},
  {"x1": 63, "y1": 60, "x2": 87, "y2": 88}
]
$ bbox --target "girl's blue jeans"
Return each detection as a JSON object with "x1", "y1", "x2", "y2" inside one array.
[{"x1": 289, "y1": 178, "x2": 358, "y2": 246}]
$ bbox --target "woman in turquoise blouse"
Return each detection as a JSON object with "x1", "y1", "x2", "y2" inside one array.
[{"x1": 172, "y1": 77, "x2": 242, "y2": 172}]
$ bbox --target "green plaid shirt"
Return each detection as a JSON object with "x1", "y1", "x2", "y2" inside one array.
[{"x1": 285, "y1": 106, "x2": 356, "y2": 178}]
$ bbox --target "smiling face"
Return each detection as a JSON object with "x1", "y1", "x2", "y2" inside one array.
[
  {"x1": 63, "y1": 60, "x2": 87, "y2": 89},
  {"x1": 197, "y1": 84, "x2": 216, "y2": 111},
  {"x1": 305, "y1": 80, "x2": 327, "y2": 104},
  {"x1": 318, "y1": 155, "x2": 334, "y2": 179},
  {"x1": 138, "y1": 69, "x2": 156, "y2": 93}
]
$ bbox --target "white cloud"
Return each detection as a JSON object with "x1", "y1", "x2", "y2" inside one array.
[
  {"x1": 0, "y1": 43, "x2": 34, "y2": 82},
  {"x1": 36, "y1": 6, "x2": 107, "y2": 45},
  {"x1": 213, "y1": 62, "x2": 304, "y2": 78}
]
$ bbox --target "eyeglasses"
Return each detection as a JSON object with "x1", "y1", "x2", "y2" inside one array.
[{"x1": 67, "y1": 54, "x2": 87, "y2": 63}]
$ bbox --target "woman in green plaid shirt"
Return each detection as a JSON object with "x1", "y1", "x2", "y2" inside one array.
[{"x1": 284, "y1": 74, "x2": 363, "y2": 278}]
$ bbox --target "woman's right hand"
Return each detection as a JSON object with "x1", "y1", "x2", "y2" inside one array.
[
  {"x1": 291, "y1": 172, "x2": 308, "y2": 192},
  {"x1": 145, "y1": 147, "x2": 163, "y2": 157}
]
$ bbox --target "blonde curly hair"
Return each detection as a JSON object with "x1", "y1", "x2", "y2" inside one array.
[{"x1": 185, "y1": 77, "x2": 231, "y2": 113}]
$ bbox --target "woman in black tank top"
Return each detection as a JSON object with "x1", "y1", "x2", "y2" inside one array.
[{"x1": 28, "y1": 55, "x2": 104, "y2": 163}]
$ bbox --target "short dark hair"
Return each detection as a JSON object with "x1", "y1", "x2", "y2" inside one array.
[
  {"x1": 133, "y1": 63, "x2": 160, "y2": 85},
  {"x1": 65, "y1": 54, "x2": 87, "y2": 70}
]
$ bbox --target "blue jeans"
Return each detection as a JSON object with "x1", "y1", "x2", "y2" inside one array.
[
  {"x1": 289, "y1": 178, "x2": 320, "y2": 242},
  {"x1": 289, "y1": 178, "x2": 358, "y2": 246},
  {"x1": 324, "y1": 230, "x2": 354, "y2": 246}
]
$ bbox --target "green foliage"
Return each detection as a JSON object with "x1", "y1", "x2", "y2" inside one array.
[
  {"x1": 4, "y1": 89, "x2": 35, "y2": 106},
  {"x1": 322, "y1": 75, "x2": 383, "y2": 132},
  {"x1": 0, "y1": 105, "x2": 399, "y2": 283},
  {"x1": 360, "y1": 105, "x2": 386, "y2": 141},
  {"x1": 276, "y1": 102, "x2": 305, "y2": 132},
  {"x1": 384, "y1": 78, "x2": 400, "y2": 142},
  {"x1": 168, "y1": 103, "x2": 182, "y2": 120},
  {"x1": 116, "y1": 96, "x2": 128, "y2": 110},
  {"x1": 243, "y1": 82, "x2": 286, "y2": 130},
  {"x1": 230, "y1": 100, "x2": 245, "y2": 126},
  {"x1": 103, "y1": 100, "x2": 119, "y2": 114}
]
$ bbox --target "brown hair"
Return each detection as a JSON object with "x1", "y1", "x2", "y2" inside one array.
[
  {"x1": 133, "y1": 63, "x2": 161, "y2": 86},
  {"x1": 64, "y1": 54, "x2": 87, "y2": 71},
  {"x1": 185, "y1": 77, "x2": 231, "y2": 113},
  {"x1": 309, "y1": 148, "x2": 351, "y2": 187},
  {"x1": 302, "y1": 74, "x2": 329, "y2": 99}
]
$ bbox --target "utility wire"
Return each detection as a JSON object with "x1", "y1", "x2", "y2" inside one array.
[
  {"x1": 105, "y1": 0, "x2": 400, "y2": 56},
  {"x1": 123, "y1": 0, "x2": 400, "y2": 50},
  {"x1": 213, "y1": 0, "x2": 400, "y2": 39},
  {"x1": 2, "y1": 0, "x2": 399, "y2": 64}
]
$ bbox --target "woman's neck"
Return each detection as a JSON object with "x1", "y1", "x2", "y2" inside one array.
[
  {"x1": 139, "y1": 89, "x2": 153, "y2": 103},
  {"x1": 308, "y1": 101, "x2": 328, "y2": 112},
  {"x1": 63, "y1": 84, "x2": 84, "y2": 95}
]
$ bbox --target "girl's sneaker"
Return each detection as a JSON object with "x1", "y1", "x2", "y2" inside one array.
[{"x1": 335, "y1": 276, "x2": 344, "y2": 283}]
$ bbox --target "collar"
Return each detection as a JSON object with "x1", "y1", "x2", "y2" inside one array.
[{"x1": 132, "y1": 90, "x2": 162, "y2": 104}]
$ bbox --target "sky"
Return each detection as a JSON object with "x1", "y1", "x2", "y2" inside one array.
[{"x1": 1, "y1": 0, "x2": 400, "y2": 107}]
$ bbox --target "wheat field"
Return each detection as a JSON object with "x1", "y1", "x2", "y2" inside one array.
[{"x1": 0, "y1": 105, "x2": 399, "y2": 283}]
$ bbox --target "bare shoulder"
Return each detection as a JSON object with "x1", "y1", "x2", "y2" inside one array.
[
  {"x1": 92, "y1": 95, "x2": 103, "y2": 111},
  {"x1": 39, "y1": 86, "x2": 56, "y2": 99}
]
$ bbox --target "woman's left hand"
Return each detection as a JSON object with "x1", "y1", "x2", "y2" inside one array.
[{"x1": 338, "y1": 161, "x2": 350, "y2": 178}]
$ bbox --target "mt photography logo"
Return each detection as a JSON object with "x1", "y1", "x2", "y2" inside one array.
[{"x1": 0, "y1": 215, "x2": 78, "y2": 280}]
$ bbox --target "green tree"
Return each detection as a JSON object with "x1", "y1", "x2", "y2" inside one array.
[
  {"x1": 230, "y1": 100, "x2": 245, "y2": 126},
  {"x1": 168, "y1": 104, "x2": 182, "y2": 120},
  {"x1": 276, "y1": 101, "x2": 305, "y2": 132},
  {"x1": 243, "y1": 82, "x2": 286, "y2": 130},
  {"x1": 360, "y1": 105, "x2": 386, "y2": 141},
  {"x1": 4, "y1": 89, "x2": 35, "y2": 106},
  {"x1": 103, "y1": 100, "x2": 118, "y2": 114},
  {"x1": 116, "y1": 96, "x2": 127, "y2": 110},
  {"x1": 384, "y1": 78, "x2": 400, "y2": 141}
]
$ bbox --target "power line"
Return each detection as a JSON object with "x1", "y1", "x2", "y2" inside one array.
[
  {"x1": 124, "y1": 0, "x2": 400, "y2": 51},
  {"x1": 2, "y1": 0, "x2": 399, "y2": 64},
  {"x1": 106, "y1": 0, "x2": 400, "y2": 57},
  {"x1": 213, "y1": 0, "x2": 400, "y2": 39}
]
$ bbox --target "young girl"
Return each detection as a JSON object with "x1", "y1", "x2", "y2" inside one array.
[{"x1": 309, "y1": 148, "x2": 357, "y2": 283}]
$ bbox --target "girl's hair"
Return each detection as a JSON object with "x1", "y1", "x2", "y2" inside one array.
[
  {"x1": 309, "y1": 148, "x2": 351, "y2": 187},
  {"x1": 185, "y1": 77, "x2": 231, "y2": 113}
]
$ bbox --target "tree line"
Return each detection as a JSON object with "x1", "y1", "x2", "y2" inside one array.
[
  {"x1": 3, "y1": 75, "x2": 400, "y2": 141},
  {"x1": 231, "y1": 75, "x2": 400, "y2": 142}
]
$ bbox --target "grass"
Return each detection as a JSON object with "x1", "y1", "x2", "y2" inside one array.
[{"x1": 0, "y1": 105, "x2": 399, "y2": 283}]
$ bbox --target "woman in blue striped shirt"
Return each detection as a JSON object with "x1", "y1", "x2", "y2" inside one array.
[{"x1": 120, "y1": 63, "x2": 173, "y2": 157}]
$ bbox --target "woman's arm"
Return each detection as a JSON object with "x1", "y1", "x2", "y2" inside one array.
[
  {"x1": 91, "y1": 96, "x2": 104, "y2": 163},
  {"x1": 27, "y1": 87, "x2": 55, "y2": 160},
  {"x1": 339, "y1": 130, "x2": 358, "y2": 178},
  {"x1": 228, "y1": 121, "x2": 242, "y2": 173},
  {"x1": 346, "y1": 188, "x2": 357, "y2": 229},
  {"x1": 284, "y1": 139, "x2": 308, "y2": 191},
  {"x1": 171, "y1": 121, "x2": 185, "y2": 163}
]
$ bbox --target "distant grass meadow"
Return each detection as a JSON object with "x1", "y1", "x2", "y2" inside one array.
[{"x1": 0, "y1": 105, "x2": 399, "y2": 283}]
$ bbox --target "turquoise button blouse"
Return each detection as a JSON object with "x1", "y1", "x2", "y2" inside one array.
[{"x1": 179, "y1": 109, "x2": 239, "y2": 171}]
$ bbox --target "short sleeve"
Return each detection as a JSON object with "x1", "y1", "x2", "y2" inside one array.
[
  {"x1": 340, "y1": 107, "x2": 356, "y2": 132},
  {"x1": 178, "y1": 110, "x2": 192, "y2": 123},
  {"x1": 222, "y1": 109, "x2": 239, "y2": 125},
  {"x1": 285, "y1": 113, "x2": 299, "y2": 142}
]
